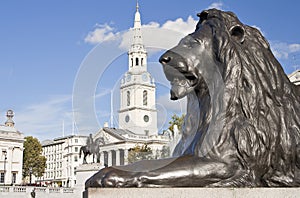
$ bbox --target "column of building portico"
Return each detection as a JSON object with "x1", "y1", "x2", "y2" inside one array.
[
  {"x1": 100, "y1": 151, "x2": 104, "y2": 165},
  {"x1": 5, "y1": 147, "x2": 12, "y2": 185},
  {"x1": 124, "y1": 149, "x2": 129, "y2": 165},
  {"x1": 116, "y1": 150, "x2": 120, "y2": 166},
  {"x1": 107, "y1": 151, "x2": 112, "y2": 166}
]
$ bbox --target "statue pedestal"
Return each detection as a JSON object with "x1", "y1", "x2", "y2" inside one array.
[
  {"x1": 75, "y1": 163, "x2": 104, "y2": 192},
  {"x1": 83, "y1": 187, "x2": 300, "y2": 198}
]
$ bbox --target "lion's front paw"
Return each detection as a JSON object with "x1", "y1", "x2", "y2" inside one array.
[
  {"x1": 85, "y1": 167, "x2": 139, "y2": 188},
  {"x1": 85, "y1": 167, "x2": 111, "y2": 188}
]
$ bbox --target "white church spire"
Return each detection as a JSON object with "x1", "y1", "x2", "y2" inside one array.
[
  {"x1": 133, "y1": 0, "x2": 142, "y2": 45},
  {"x1": 128, "y1": 1, "x2": 147, "y2": 72}
]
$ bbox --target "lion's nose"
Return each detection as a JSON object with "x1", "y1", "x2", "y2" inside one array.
[{"x1": 159, "y1": 53, "x2": 172, "y2": 64}]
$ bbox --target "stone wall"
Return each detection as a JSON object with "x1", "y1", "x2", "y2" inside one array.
[
  {"x1": 0, "y1": 186, "x2": 80, "y2": 198},
  {"x1": 84, "y1": 188, "x2": 300, "y2": 198}
]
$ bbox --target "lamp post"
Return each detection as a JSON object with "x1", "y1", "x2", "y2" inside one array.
[
  {"x1": 29, "y1": 167, "x2": 32, "y2": 185},
  {"x1": 2, "y1": 150, "x2": 7, "y2": 186}
]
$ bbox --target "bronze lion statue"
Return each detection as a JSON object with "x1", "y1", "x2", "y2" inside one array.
[{"x1": 85, "y1": 9, "x2": 300, "y2": 187}]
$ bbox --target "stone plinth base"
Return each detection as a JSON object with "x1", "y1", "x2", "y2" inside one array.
[
  {"x1": 83, "y1": 187, "x2": 300, "y2": 198},
  {"x1": 75, "y1": 163, "x2": 104, "y2": 192}
]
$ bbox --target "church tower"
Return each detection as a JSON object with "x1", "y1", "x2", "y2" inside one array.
[{"x1": 119, "y1": 2, "x2": 158, "y2": 136}]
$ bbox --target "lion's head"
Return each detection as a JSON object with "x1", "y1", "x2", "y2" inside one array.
[{"x1": 160, "y1": 9, "x2": 300, "y2": 186}]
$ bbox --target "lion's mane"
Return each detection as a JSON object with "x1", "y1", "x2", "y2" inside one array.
[{"x1": 175, "y1": 9, "x2": 300, "y2": 186}]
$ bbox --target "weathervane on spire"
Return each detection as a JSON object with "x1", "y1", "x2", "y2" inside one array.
[{"x1": 136, "y1": 0, "x2": 139, "y2": 12}]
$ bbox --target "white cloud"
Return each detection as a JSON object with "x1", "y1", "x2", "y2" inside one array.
[
  {"x1": 84, "y1": 23, "x2": 119, "y2": 44},
  {"x1": 95, "y1": 88, "x2": 111, "y2": 99},
  {"x1": 289, "y1": 44, "x2": 300, "y2": 53},
  {"x1": 142, "y1": 21, "x2": 160, "y2": 28},
  {"x1": 84, "y1": 16, "x2": 198, "y2": 47},
  {"x1": 14, "y1": 95, "x2": 74, "y2": 141},
  {"x1": 161, "y1": 16, "x2": 197, "y2": 35},
  {"x1": 207, "y1": 2, "x2": 224, "y2": 10},
  {"x1": 270, "y1": 41, "x2": 300, "y2": 60}
]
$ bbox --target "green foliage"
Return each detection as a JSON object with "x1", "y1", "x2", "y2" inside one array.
[
  {"x1": 160, "y1": 146, "x2": 171, "y2": 159},
  {"x1": 168, "y1": 114, "x2": 185, "y2": 135},
  {"x1": 128, "y1": 144, "x2": 154, "y2": 163},
  {"x1": 23, "y1": 136, "x2": 46, "y2": 179}
]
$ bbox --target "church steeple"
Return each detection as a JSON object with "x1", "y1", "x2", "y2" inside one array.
[
  {"x1": 119, "y1": 2, "x2": 158, "y2": 136},
  {"x1": 133, "y1": 1, "x2": 142, "y2": 45},
  {"x1": 128, "y1": 1, "x2": 147, "y2": 72}
]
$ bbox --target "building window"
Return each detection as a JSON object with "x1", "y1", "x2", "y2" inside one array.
[
  {"x1": 143, "y1": 90, "x2": 147, "y2": 106},
  {"x1": 75, "y1": 147, "x2": 78, "y2": 152},
  {"x1": 75, "y1": 139, "x2": 78, "y2": 143},
  {"x1": 131, "y1": 58, "x2": 133, "y2": 67},
  {"x1": 127, "y1": 91, "x2": 130, "y2": 106},
  {"x1": 141, "y1": 58, "x2": 144, "y2": 66},
  {"x1": 0, "y1": 173, "x2": 4, "y2": 183},
  {"x1": 74, "y1": 156, "x2": 78, "y2": 162},
  {"x1": 12, "y1": 172, "x2": 17, "y2": 184},
  {"x1": 136, "y1": 57, "x2": 139, "y2": 66}
]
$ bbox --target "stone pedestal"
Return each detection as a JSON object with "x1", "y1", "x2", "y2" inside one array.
[
  {"x1": 83, "y1": 187, "x2": 300, "y2": 198},
  {"x1": 75, "y1": 163, "x2": 104, "y2": 193}
]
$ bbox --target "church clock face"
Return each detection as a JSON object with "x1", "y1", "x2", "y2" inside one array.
[
  {"x1": 126, "y1": 74, "x2": 131, "y2": 82},
  {"x1": 142, "y1": 73, "x2": 148, "y2": 82},
  {"x1": 143, "y1": 115, "x2": 149, "y2": 122},
  {"x1": 125, "y1": 115, "x2": 130, "y2": 123}
]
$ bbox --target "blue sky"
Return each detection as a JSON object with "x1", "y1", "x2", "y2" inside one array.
[{"x1": 0, "y1": 0, "x2": 299, "y2": 141}]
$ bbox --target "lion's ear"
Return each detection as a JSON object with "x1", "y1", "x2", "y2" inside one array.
[
  {"x1": 197, "y1": 11, "x2": 209, "y2": 23},
  {"x1": 230, "y1": 25, "x2": 245, "y2": 44}
]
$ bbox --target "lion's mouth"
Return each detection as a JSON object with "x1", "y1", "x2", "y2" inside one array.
[{"x1": 163, "y1": 64, "x2": 199, "y2": 100}]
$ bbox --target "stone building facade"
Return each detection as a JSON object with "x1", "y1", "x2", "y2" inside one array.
[
  {"x1": 40, "y1": 135, "x2": 88, "y2": 187},
  {"x1": 0, "y1": 110, "x2": 24, "y2": 185},
  {"x1": 93, "y1": 126, "x2": 170, "y2": 167}
]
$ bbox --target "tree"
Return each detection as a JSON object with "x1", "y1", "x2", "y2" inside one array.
[
  {"x1": 128, "y1": 144, "x2": 154, "y2": 164},
  {"x1": 168, "y1": 114, "x2": 185, "y2": 136},
  {"x1": 160, "y1": 146, "x2": 171, "y2": 159},
  {"x1": 23, "y1": 136, "x2": 46, "y2": 181}
]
